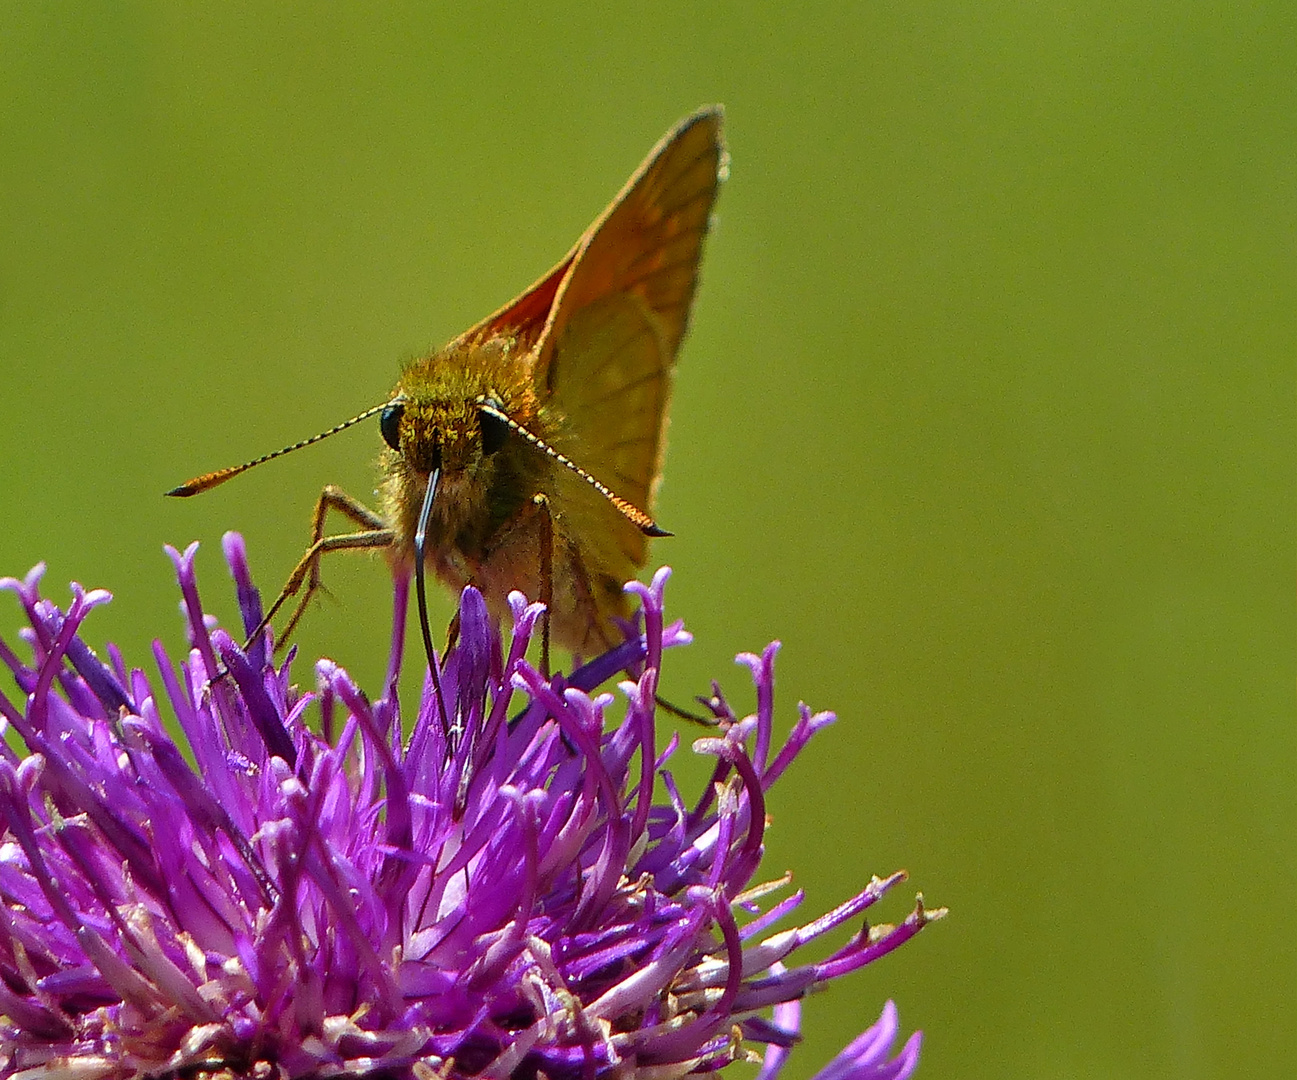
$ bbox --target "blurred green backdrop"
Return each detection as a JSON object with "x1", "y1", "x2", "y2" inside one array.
[{"x1": 1, "y1": 5, "x2": 1292, "y2": 1078}]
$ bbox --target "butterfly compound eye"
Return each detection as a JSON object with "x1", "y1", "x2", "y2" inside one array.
[
  {"x1": 379, "y1": 402, "x2": 404, "y2": 451},
  {"x1": 479, "y1": 405, "x2": 509, "y2": 455}
]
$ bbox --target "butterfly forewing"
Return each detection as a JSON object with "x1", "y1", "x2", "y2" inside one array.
[
  {"x1": 529, "y1": 107, "x2": 724, "y2": 646},
  {"x1": 536, "y1": 107, "x2": 725, "y2": 384},
  {"x1": 542, "y1": 106, "x2": 724, "y2": 517}
]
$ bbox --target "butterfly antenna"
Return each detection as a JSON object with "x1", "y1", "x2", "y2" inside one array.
[
  {"x1": 165, "y1": 402, "x2": 392, "y2": 497},
  {"x1": 476, "y1": 399, "x2": 670, "y2": 537}
]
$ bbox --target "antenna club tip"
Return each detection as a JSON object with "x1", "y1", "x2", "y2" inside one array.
[
  {"x1": 165, "y1": 467, "x2": 240, "y2": 497},
  {"x1": 644, "y1": 524, "x2": 672, "y2": 538}
]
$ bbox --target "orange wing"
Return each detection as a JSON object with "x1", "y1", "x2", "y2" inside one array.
[
  {"x1": 537, "y1": 107, "x2": 725, "y2": 387},
  {"x1": 538, "y1": 107, "x2": 726, "y2": 524},
  {"x1": 447, "y1": 254, "x2": 575, "y2": 360}
]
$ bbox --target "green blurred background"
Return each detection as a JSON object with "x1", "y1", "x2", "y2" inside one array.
[{"x1": 1, "y1": 4, "x2": 1292, "y2": 1077}]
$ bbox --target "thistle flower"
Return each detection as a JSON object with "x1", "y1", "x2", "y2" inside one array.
[{"x1": 0, "y1": 534, "x2": 941, "y2": 1079}]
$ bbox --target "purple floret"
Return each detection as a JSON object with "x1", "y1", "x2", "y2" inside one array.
[{"x1": 0, "y1": 536, "x2": 941, "y2": 1079}]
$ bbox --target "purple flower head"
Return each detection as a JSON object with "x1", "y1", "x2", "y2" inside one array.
[{"x1": 0, "y1": 536, "x2": 942, "y2": 1079}]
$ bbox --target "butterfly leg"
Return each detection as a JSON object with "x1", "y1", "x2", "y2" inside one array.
[{"x1": 252, "y1": 485, "x2": 394, "y2": 651}]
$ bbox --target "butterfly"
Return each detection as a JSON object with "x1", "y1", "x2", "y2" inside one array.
[{"x1": 171, "y1": 106, "x2": 725, "y2": 684}]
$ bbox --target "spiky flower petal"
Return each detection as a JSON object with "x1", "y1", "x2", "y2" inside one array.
[{"x1": 0, "y1": 535, "x2": 940, "y2": 1079}]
